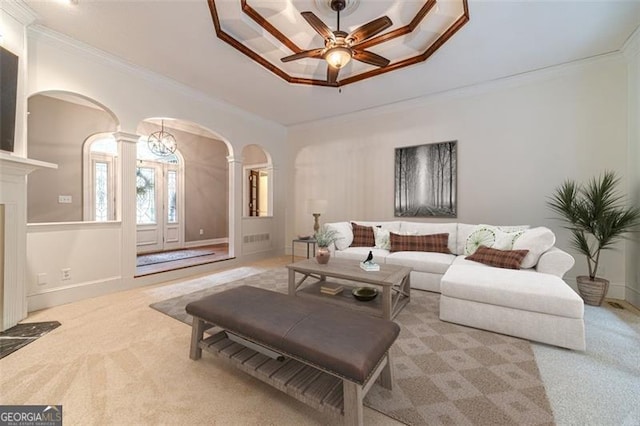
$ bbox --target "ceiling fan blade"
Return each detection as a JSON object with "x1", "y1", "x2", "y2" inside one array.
[
  {"x1": 327, "y1": 65, "x2": 340, "y2": 84},
  {"x1": 352, "y1": 50, "x2": 390, "y2": 67},
  {"x1": 347, "y1": 16, "x2": 392, "y2": 45},
  {"x1": 281, "y1": 48, "x2": 325, "y2": 63},
  {"x1": 301, "y1": 11, "x2": 334, "y2": 40}
]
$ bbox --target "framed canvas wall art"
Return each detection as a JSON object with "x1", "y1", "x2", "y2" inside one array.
[{"x1": 395, "y1": 141, "x2": 457, "y2": 217}]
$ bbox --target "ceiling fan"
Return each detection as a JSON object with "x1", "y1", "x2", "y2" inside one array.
[{"x1": 281, "y1": 0, "x2": 393, "y2": 84}]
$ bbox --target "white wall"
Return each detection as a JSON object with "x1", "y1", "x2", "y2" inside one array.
[
  {"x1": 288, "y1": 55, "x2": 631, "y2": 297},
  {"x1": 26, "y1": 222, "x2": 121, "y2": 311},
  {"x1": 624, "y1": 29, "x2": 640, "y2": 309}
]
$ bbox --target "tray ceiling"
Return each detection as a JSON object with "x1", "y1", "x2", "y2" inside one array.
[
  {"x1": 209, "y1": 0, "x2": 469, "y2": 86},
  {"x1": 20, "y1": 1, "x2": 640, "y2": 125}
]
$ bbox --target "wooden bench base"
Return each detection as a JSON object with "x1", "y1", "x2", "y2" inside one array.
[{"x1": 190, "y1": 318, "x2": 394, "y2": 426}]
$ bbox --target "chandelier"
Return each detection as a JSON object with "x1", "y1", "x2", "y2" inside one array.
[{"x1": 147, "y1": 120, "x2": 177, "y2": 156}]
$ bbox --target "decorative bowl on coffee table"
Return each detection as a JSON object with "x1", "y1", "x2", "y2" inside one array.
[{"x1": 352, "y1": 287, "x2": 378, "y2": 302}]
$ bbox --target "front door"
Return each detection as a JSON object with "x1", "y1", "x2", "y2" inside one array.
[{"x1": 136, "y1": 161, "x2": 182, "y2": 253}]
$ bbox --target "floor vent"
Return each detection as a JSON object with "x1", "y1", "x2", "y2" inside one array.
[
  {"x1": 243, "y1": 233, "x2": 270, "y2": 244},
  {"x1": 608, "y1": 301, "x2": 625, "y2": 310}
]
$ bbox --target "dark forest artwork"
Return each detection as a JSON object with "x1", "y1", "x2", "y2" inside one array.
[{"x1": 395, "y1": 141, "x2": 457, "y2": 217}]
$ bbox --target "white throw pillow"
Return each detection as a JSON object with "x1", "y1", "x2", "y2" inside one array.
[
  {"x1": 512, "y1": 226, "x2": 556, "y2": 268},
  {"x1": 373, "y1": 227, "x2": 391, "y2": 250},
  {"x1": 325, "y1": 222, "x2": 353, "y2": 251},
  {"x1": 464, "y1": 224, "x2": 526, "y2": 255}
]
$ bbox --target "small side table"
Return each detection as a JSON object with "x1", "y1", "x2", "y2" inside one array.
[{"x1": 292, "y1": 239, "x2": 317, "y2": 262}]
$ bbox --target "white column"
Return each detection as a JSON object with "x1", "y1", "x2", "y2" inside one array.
[
  {"x1": 227, "y1": 155, "x2": 243, "y2": 257},
  {"x1": 114, "y1": 132, "x2": 139, "y2": 279},
  {"x1": 267, "y1": 164, "x2": 284, "y2": 254},
  {"x1": 0, "y1": 155, "x2": 55, "y2": 330}
]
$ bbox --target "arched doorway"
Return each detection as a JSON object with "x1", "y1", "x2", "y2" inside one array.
[
  {"x1": 134, "y1": 118, "x2": 232, "y2": 272},
  {"x1": 135, "y1": 139, "x2": 184, "y2": 253}
]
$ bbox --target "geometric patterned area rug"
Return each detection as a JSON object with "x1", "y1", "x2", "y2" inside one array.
[
  {"x1": 150, "y1": 268, "x2": 554, "y2": 425},
  {"x1": 137, "y1": 247, "x2": 215, "y2": 267}
]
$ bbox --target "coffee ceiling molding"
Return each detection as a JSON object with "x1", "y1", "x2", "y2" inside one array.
[{"x1": 208, "y1": 0, "x2": 469, "y2": 87}]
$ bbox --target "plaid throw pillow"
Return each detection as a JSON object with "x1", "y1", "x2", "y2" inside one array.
[
  {"x1": 466, "y1": 245, "x2": 529, "y2": 269},
  {"x1": 389, "y1": 232, "x2": 452, "y2": 254},
  {"x1": 350, "y1": 222, "x2": 375, "y2": 247}
]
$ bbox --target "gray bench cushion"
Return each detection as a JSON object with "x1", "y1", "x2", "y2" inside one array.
[{"x1": 186, "y1": 285, "x2": 400, "y2": 384}]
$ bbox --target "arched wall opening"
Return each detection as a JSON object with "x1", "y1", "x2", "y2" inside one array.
[
  {"x1": 136, "y1": 117, "x2": 230, "y2": 252},
  {"x1": 26, "y1": 91, "x2": 119, "y2": 223}
]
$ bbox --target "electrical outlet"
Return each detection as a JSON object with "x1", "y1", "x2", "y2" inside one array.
[
  {"x1": 37, "y1": 273, "x2": 47, "y2": 285},
  {"x1": 199, "y1": 229, "x2": 204, "y2": 235},
  {"x1": 61, "y1": 268, "x2": 71, "y2": 280},
  {"x1": 58, "y1": 195, "x2": 72, "y2": 204}
]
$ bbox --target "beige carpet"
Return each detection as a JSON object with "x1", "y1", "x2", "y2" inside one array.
[
  {"x1": 151, "y1": 268, "x2": 554, "y2": 425},
  {"x1": 1, "y1": 259, "x2": 400, "y2": 425}
]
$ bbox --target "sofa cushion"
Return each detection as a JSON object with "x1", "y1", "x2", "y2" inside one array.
[
  {"x1": 355, "y1": 221, "x2": 403, "y2": 233},
  {"x1": 399, "y1": 222, "x2": 458, "y2": 253},
  {"x1": 373, "y1": 227, "x2": 391, "y2": 250},
  {"x1": 350, "y1": 222, "x2": 375, "y2": 247},
  {"x1": 458, "y1": 224, "x2": 530, "y2": 254},
  {"x1": 334, "y1": 247, "x2": 389, "y2": 264},
  {"x1": 441, "y1": 264, "x2": 583, "y2": 319},
  {"x1": 386, "y1": 251, "x2": 456, "y2": 274},
  {"x1": 464, "y1": 224, "x2": 527, "y2": 255},
  {"x1": 456, "y1": 223, "x2": 477, "y2": 255},
  {"x1": 512, "y1": 226, "x2": 556, "y2": 269},
  {"x1": 389, "y1": 232, "x2": 451, "y2": 254},
  {"x1": 325, "y1": 222, "x2": 353, "y2": 251},
  {"x1": 466, "y1": 245, "x2": 529, "y2": 270}
]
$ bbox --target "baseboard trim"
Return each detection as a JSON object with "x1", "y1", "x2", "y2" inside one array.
[
  {"x1": 184, "y1": 238, "x2": 228, "y2": 248},
  {"x1": 25, "y1": 247, "x2": 282, "y2": 312},
  {"x1": 625, "y1": 285, "x2": 640, "y2": 310},
  {"x1": 28, "y1": 276, "x2": 123, "y2": 312}
]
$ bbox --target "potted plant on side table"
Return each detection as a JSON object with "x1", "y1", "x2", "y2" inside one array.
[
  {"x1": 314, "y1": 227, "x2": 338, "y2": 264},
  {"x1": 548, "y1": 171, "x2": 640, "y2": 306}
]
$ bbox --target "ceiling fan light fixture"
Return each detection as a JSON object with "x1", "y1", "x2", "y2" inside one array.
[{"x1": 325, "y1": 46, "x2": 352, "y2": 69}]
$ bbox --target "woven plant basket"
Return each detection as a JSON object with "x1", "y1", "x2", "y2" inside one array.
[{"x1": 576, "y1": 276, "x2": 609, "y2": 306}]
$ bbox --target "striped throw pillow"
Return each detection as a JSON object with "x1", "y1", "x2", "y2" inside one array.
[
  {"x1": 350, "y1": 222, "x2": 375, "y2": 247},
  {"x1": 389, "y1": 232, "x2": 451, "y2": 254},
  {"x1": 466, "y1": 245, "x2": 529, "y2": 269}
]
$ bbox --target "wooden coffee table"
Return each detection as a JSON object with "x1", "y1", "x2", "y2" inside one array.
[{"x1": 287, "y1": 258, "x2": 412, "y2": 320}]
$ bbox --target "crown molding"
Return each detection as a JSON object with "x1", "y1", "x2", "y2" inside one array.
[
  {"x1": 26, "y1": 25, "x2": 283, "y2": 132},
  {"x1": 289, "y1": 51, "x2": 626, "y2": 130},
  {"x1": 622, "y1": 25, "x2": 640, "y2": 59},
  {"x1": 1, "y1": 1, "x2": 38, "y2": 25}
]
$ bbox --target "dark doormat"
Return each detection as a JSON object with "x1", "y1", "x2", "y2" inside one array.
[
  {"x1": 136, "y1": 248, "x2": 216, "y2": 267},
  {"x1": 0, "y1": 321, "x2": 61, "y2": 359}
]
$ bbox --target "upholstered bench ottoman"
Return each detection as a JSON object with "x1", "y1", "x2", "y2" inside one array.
[
  {"x1": 440, "y1": 262, "x2": 585, "y2": 350},
  {"x1": 186, "y1": 285, "x2": 400, "y2": 425}
]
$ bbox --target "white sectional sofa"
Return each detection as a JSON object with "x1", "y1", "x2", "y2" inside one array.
[{"x1": 325, "y1": 220, "x2": 585, "y2": 351}]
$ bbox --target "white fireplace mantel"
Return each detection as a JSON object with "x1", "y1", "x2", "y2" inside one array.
[{"x1": 0, "y1": 152, "x2": 56, "y2": 331}]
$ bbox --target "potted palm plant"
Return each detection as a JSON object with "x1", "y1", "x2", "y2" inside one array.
[
  {"x1": 548, "y1": 171, "x2": 640, "y2": 306},
  {"x1": 314, "y1": 227, "x2": 339, "y2": 264}
]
